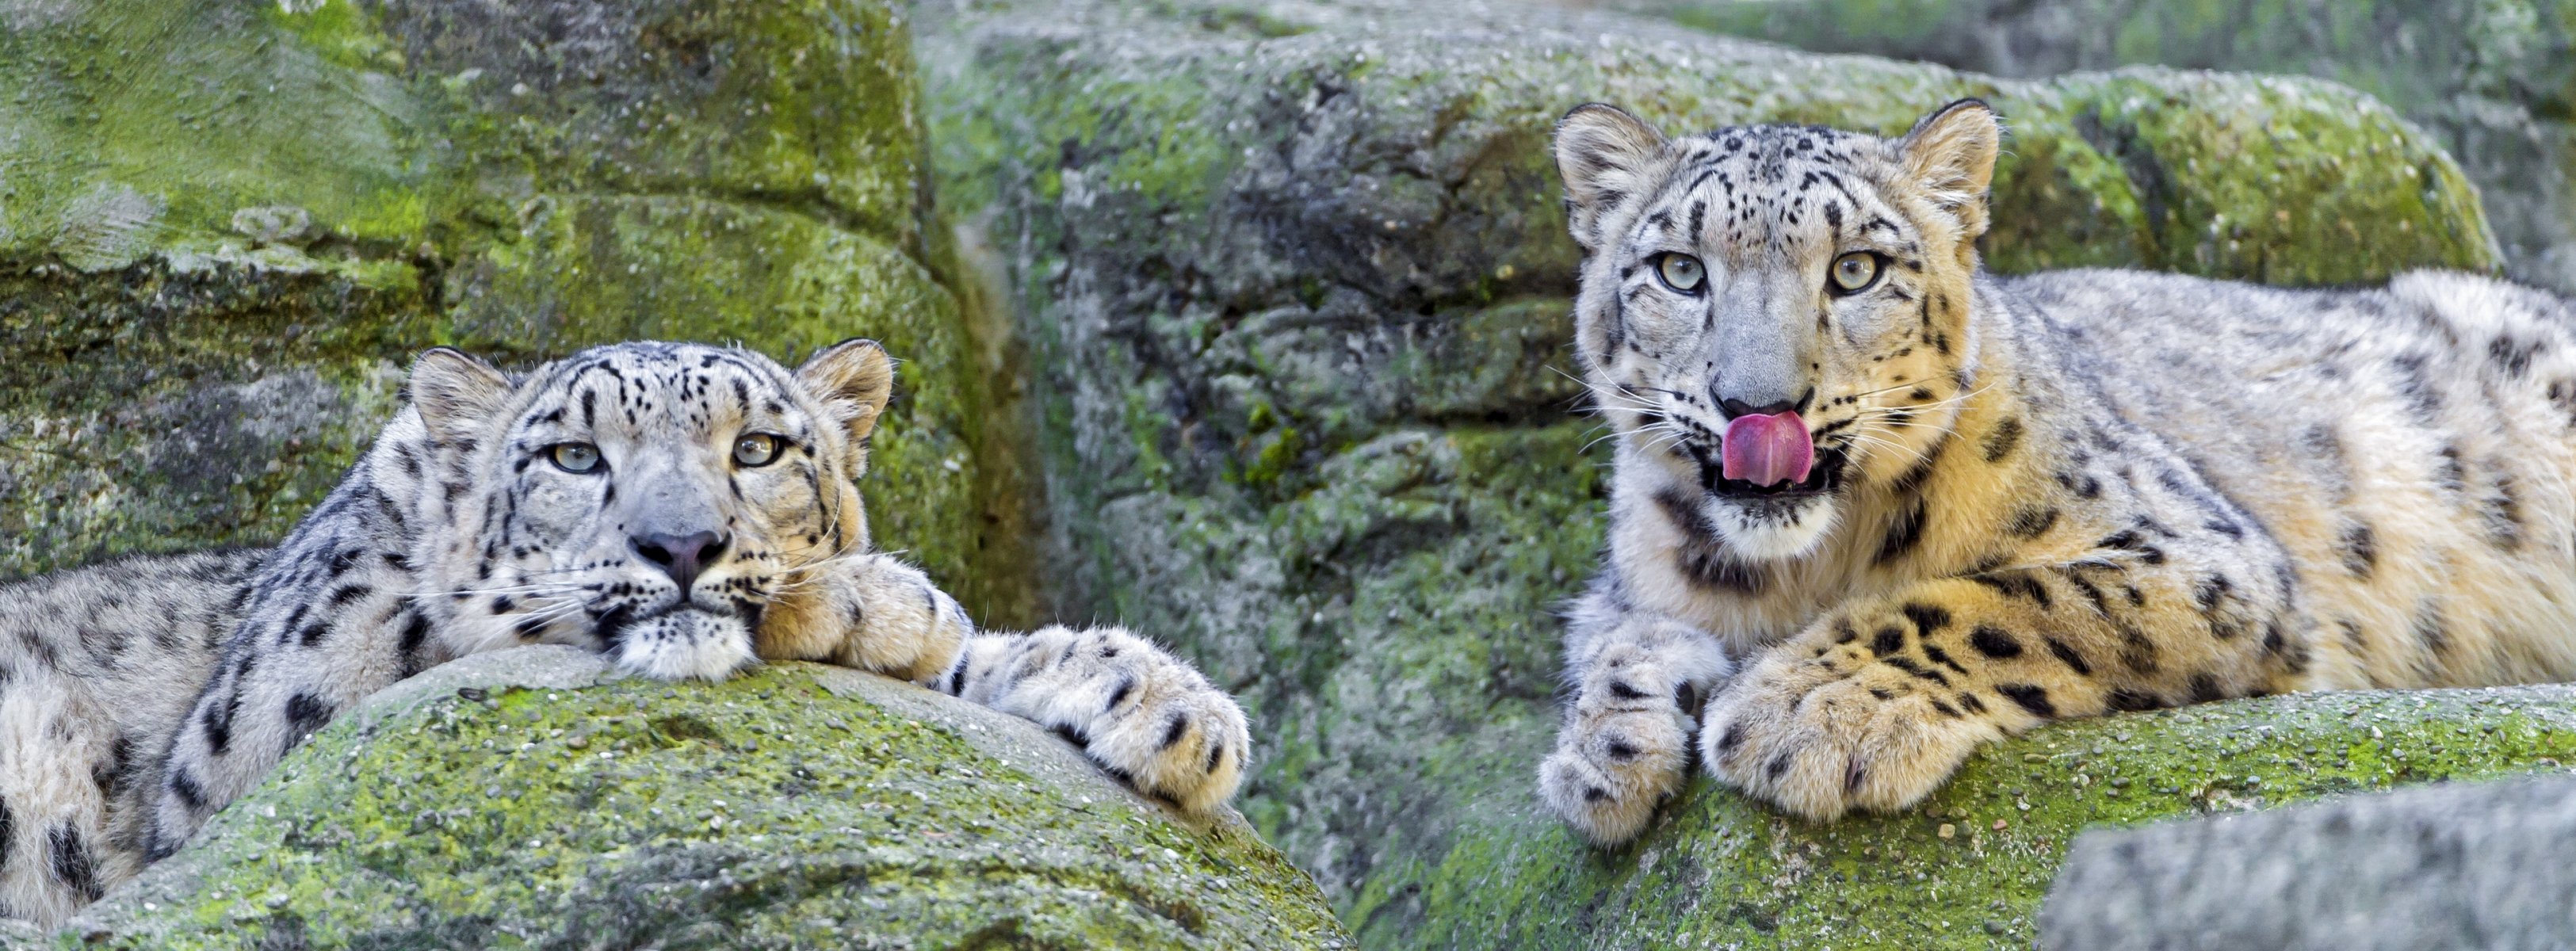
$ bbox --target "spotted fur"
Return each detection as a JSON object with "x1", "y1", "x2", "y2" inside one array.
[
  {"x1": 0, "y1": 341, "x2": 1249, "y2": 925},
  {"x1": 1537, "y1": 100, "x2": 2576, "y2": 843}
]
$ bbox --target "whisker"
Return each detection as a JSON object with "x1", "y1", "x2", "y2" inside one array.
[
  {"x1": 1838, "y1": 432, "x2": 1931, "y2": 467},
  {"x1": 1640, "y1": 430, "x2": 1694, "y2": 455},
  {"x1": 1847, "y1": 380, "x2": 1998, "y2": 415},
  {"x1": 437, "y1": 584, "x2": 590, "y2": 599}
]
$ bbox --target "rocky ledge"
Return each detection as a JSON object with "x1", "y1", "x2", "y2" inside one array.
[
  {"x1": 28, "y1": 647, "x2": 1349, "y2": 950},
  {"x1": 916, "y1": 0, "x2": 2513, "y2": 945}
]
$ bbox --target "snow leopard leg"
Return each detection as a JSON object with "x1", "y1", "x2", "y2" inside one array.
[
  {"x1": 1702, "y1": 559, "x2": 2292, "y2": 822},
  {"x1": 1538, "y1": 582, "x2": 1734, "y2": 846},
  {"x1": 762, "y1": 554, "x2": 1251, "y2": 815},
  {"x1": 770, "y1": 552, "x2": 977, "y2": 686},
  {"x1": 0, "y1": 668, "x2": 122, "y2": 925},
  {"x1": 941, "y1": 625, "x2": 1250, "y2": 815}
]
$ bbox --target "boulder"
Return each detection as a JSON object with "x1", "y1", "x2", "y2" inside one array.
[
  {"x1": 917, "y1": 0, "x2": 2510, "y2": 942},
  {"x1": 1410, "y1": 686, "x2": 2576, "y2": 949},
  {"x1": 1636, "y1": 0, "x2": 2576, "y2": 292},
  {"x1": 2043, "y1": 772, "x2": 2576, "y2": 950},
  {"x1": 0, "y1": 0, "x2": 1032, "y2": 621},
  {"x1": 31, "y1": 647, "x2": 1351, "y2": 949}
]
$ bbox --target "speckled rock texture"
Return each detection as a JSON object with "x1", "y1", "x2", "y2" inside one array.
[
  {"x1": 1634, "y1": 0, "x2": 2576, "y2": 293},
  {"x1": 18, "y1": 647, "x2": 1348, "y2": 949},
  {"x1": 918, "y1": 0, "x2": 2512, "y2": 945},
  {"x1": 0, "y1": 0, "x2": 1032, "y2": 621},
  {"x1": 2042, "y1": 771, "x2": 2576, "y2": 950},
  {"x1": 1421, "y1": 686, "x2": 2576, "y2": 949}
]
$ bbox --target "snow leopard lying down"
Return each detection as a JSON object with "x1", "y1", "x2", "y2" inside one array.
[
  {"x1": 1539, "y1": 98, "x2": 2576, "y2": 844},
  {"x1": 0, "y1": 339, "x2": 1250, "y2": 925}
]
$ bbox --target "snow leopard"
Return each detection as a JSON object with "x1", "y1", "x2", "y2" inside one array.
[
  {"x1": 1536, "y1": 98, "x2": 2576, "y2": 844},
  {"x1": 0, "y1": 339, "x2": 1251, "y2": 925}
]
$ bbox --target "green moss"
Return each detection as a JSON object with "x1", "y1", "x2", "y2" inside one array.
[
  {"x1": 1650, "y1": 0, "x2": 2576, "y2": 290},
  {"x1": 1237, "y1": 427, "x2": 1302, "y2": 487},
  {"x1": 0, "y1": 261, "x2": 428, "y2": 574},
  {"x1": 41, "y1": 650, "x2": 1349, "y2": 949},
  {"x1": 0, "y1": 0, "x2": 1025, "y2": 606},
  {"x1": 1390, "y1": 686, "x2": 2576, "y2": 949},
  {"x1": 919, "y1": 1, "x2": 2512, "y2": 944},
  {"x1": 2016, "y1": 70, "x2": 2497, "y2": 284}
]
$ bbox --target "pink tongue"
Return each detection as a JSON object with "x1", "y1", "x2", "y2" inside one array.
[{"x1": 1722, "y1": 411, "x2": 1816, "y2": 487}]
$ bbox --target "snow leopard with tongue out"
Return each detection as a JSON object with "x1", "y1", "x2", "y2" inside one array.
[{"x1": 1537, "y1": 98, "x2": 2576, "y2": 844}]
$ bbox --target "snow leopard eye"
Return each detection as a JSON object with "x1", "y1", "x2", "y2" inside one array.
[
  {"x1": 1653, "y1": 253, "x2": 1706, "y2": 294},
  {"x1": 732, "y1": 433, "x2": 783, "y2": 468},
  {"x1": 548, "y1": 442, "x2": 604, "y2": 474},
  {"x1": 1829, "y1": 251, "x2": 1882, "y2": 295}
]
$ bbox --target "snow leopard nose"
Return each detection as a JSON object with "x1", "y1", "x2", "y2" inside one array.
[
  {"x1": 1718, "y1": 388, "x2": 1812, "y2": 421},
  {"x1": 632, "y1": 530, "x2": 727, "y2": 592}
]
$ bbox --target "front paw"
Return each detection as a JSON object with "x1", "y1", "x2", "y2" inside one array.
[
  {"x1": 958, "y1": 625, "x2": 1252, "y2": 815},
  {"x1": 1538, "y1": 642, "x2": 1705, "y2": 846},
  {"x1": 841, "y1": 558, "x2": 975, "y2": 682},
  {"x1": 1699, "y1": 651, "x2": 2000, "y2": 820}
]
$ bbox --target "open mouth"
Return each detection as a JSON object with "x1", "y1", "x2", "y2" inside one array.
[{"x1": 1698, "y1": 445, "x2": 1847, "y2": 500}]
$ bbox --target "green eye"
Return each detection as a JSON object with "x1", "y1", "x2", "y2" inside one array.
[
  {"x1": 1655, "y1": 254, "x2": 1707, "y2": 293},
  {"x1": 1829, "y1": 251, "x2": 1882, "y2": 294},
  {"x1": 548, "y1": 442, "x2": 603, "y2": 474},
  {"x1": 732, "y1": 433, "x2": 783, "y2": 468}
]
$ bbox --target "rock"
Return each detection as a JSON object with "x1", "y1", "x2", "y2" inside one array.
[
  {"x1": 0, "y1": 0, "x2": 1033, "y2": 622},
  {"x1": 1636, "y1": 0, "x2": 2576, "y2": 292},
  {"x1": 918, "y1": 0, "x2": 2508, "y2": 941},
  {"x1": 2042, "y1": 772, "x2": 2576, "y2": 950},
  {"x1": 1401, "y1": 686, "x2": 2576, "y2": 947},
  {"x1": 33, "y1": 647, "x2": 1350, "y2": 949}
]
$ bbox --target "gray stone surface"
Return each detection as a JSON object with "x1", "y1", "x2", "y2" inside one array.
[
  {"x1": 2043, "y1": 773, "x2": 2576, "y2": 950},
  {"x1": 0, "y1": 0, "x2": 1034, "y2": 624},
  {"x1": 1637, "y1": 0, "x2": 2576, "y2": 292},
  {"x1": 31, "y1": 647, "x2": 1352, "y2": 949},
  {"x1": 918, "y1": 0, "x2": 2506, "y2": 945}
]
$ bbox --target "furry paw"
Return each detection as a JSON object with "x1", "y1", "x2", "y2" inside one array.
[
  {"x1": 1698, "y1": 648, "x2": 2001, "y2": 821},
  {"x1": 762, "y1": 554, "x2": 974, "y2": 682},
  {"x1": 845, "y1": 560, "x2": 974, "y2": 684},
  {"x1": 1538, "y1": 640, "x2": 1709, "y2": 845},
  {"x1": 948, "y1": 625, "x2": 1251, "y2": 815}
]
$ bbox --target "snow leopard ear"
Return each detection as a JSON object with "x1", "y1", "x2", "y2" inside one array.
[
  {"x1": 408, "y1": 347, "x2": 514, "y2": 445},
  {"x1": 795, "y1": 338, "x2": 895, "y2": 449},
  {"x1": 1555, "y1": 103, "x2": 1671, "y2": 252},
  {"x1": 1898, "y1": 98, "x2": 2002, "y2": 243}
]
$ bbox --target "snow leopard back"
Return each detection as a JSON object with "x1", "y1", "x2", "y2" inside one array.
[
  {"x1": 0, "y1": 550, "x2": 269, "y2": 923},
  {"x1": 2006, "y1": 268, "x2": 2576, "y2": 688}
]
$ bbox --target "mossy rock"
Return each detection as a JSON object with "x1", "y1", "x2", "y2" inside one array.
[
  {"x1": 25, "y1": 647, "x2": 1349, "y2": 949},
  {"x1": 1638, "y1": 0, "x2": 2576, "y2": 292},
  {"x1": 1405, "y1": 686, "x2": 2576, "y2": 949},
  {"x1": 0, "y1": 0, "x2": 1031, "y2": 622},
  {"x1": 919, "y1": 0, "x2": 2509, "y2": 942}
]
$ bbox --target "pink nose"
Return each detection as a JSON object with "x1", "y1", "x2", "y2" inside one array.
[{"x1": 1720, "y1": 411, "x2": 1817, "y2": 487}]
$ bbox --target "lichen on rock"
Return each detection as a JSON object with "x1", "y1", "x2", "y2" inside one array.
[
  {"x1": 1638, "y1": 0, "x2": 2576, "y2": 292},
  {"x1": 37, "y1": 647, "x2": 1350, "y2": 949},
  {"x1": 0, "y1": 0, "x2": 1031, "y2": 621},
  {"x1": 1406, "y1": 686, "x2": 2576, "y2": 949},
  {"x1": 916, "y1": 0, "x2": 2513, "y2": 944}
]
